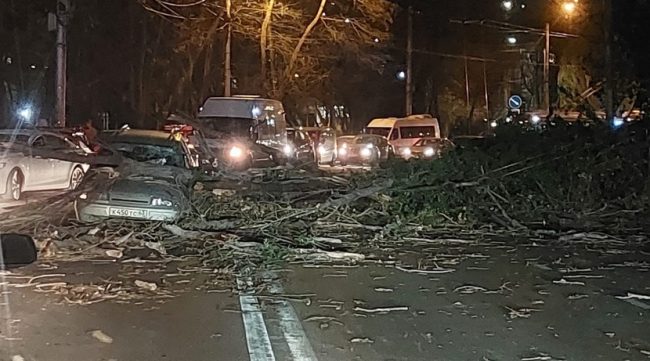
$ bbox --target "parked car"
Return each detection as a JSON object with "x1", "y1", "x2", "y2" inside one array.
[
  {"x1": 77, "y1": 129, "x2": 196, "y2": 222},
  {"x1": 196, "y1": 96, "x2": 293, "y2": 169},
  {"x1": 300, "y1": 127, "x2": 337, "y2": 165},
  {"x1": 337, "y1": 134, "x2": 391, "y2": 166},
  {"x1": 287, "y1": 127, "x2": 316, "y2": 163},
  {"x1": 401, "y1": 138, "x2": 455, "y2": 159},
  {"x1": 0, "y1": 129, "x2": 90, "y2": 201},
  {"x1": 365, "y1": 114, "x2": 441, "y2": 155}
]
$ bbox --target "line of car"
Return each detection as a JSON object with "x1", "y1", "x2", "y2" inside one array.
[
  {"x1": 1, "y1": 98, "x2": 459, "y2": 224},
  {"x1": 287, "y1": 115, "x2": 454, "y2": 167}
]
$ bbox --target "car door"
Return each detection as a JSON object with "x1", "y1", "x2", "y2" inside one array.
[
  {"x1": 43, "y1": 134, "x2": 75, "y2": 187},
  {"x1": 27, "y1": 135, "x2": 54, "y2": 189}
]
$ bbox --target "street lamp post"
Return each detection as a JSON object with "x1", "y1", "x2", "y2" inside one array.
[
  {"x1": 405, "y1": 5, "x2": 414, "y2": 116},
  {"x1": 55, "y1": 0, "x2": 70, "y2": 127},
  {"x1": 543, "y1": 22, "x2": 550, "y2": 115},
  {"x1": 603, "y1": 0, "x2": 614, "y2": 121},
  {"x1": 543, "y1": 1, "x2": 578, "y2": 116}
]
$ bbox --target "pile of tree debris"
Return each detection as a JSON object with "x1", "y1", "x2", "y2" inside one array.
[
  {"x1": 388, "y1": 122, "x2": 650, "y2": 233},
  {"x1": 1, "y1": 121, "x2": 649, "y2": 276}
]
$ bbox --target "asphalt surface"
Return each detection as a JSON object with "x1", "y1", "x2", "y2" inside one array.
[
  {"x1": 1, "y1": 235, "x2": 649, "y2": 361},
  {"x1": 1, "y1": 171, "x2": 649, "y2": 360}
]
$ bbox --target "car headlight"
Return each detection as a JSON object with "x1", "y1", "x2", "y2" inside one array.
[
  {"x1": 229, "y1": 146, "x2": 244, "y2": 158},
  {"x1": 151, "y1": 198, "x2": 173, "y2": 207},
  {"x1": 423, "y1": 148, "x2": 435, "y2": 157},
  {"x1": 401, "y1": 147, "x2": 412, "y2": 156},
  {"x1": 338, "y1": 147, "x2": 348, "y2": 156},
  {"x1": 360, "y1": 147, "x2": 372, "y2": 158},
  {"x1": 79, "y1": 192, "x2": 88, "y2": 200},
  {"x1": 283, "y1": 144, "x2": 294, "y2": 156}
]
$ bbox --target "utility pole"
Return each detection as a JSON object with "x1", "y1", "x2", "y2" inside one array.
[
  {"x1": 405, "y1": 4, "x2": 413, "y2": 116},
  {"x1": 224, "y1": 0, "x2": 232, "y2": 97},
  {"x1": 483, "y1": 62, "x2": 489, "y2": 118},
  {"x1": 603, "y1": 0, "x2": 614, "y2": 121},
  {"x1": 55, "y1": 0, "x2": 70, "y2": 127},
  {"x1": 463, "y1": 56, "x2": 470, "y2": 107},
  {"x1": 543, "y1": 22, "x2": 550, "y2": 116}
]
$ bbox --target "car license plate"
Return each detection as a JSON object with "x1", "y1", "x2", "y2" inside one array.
[{"x1": 109, "y1": 208, "x2": 147, "y2": 218}]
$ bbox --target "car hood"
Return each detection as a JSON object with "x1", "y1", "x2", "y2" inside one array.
[
  {"x1": 410, "y1": 146, "x2": 428, "y2": 152},
  {"x1": 391, "y1": 139, "x2": 421, "y2": 148},
  {"x1": 93, "y1": 159, "x2": 191, "y2": 205},
  {"x1": 107, "y1": 177, "x2": 186, "y2": 204}
]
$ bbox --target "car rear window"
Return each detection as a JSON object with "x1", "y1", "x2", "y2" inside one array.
[
  {"x1": 0, "y1": 134, "x2": 29, "y2": 147},
  {"x1": 110, "y1": 142, "x2": 185, "y2": 168},
  {"x1": 400, "y1": 126, "x2": 437, "y2": 139}
]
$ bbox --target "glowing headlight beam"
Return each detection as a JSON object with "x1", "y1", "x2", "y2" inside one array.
[
  {"x1": 360, "y1": 147, "x2": 372, "y2": 158},
  {"x1": 229, "y1": 146, "x2": 244, "y2": 158}
]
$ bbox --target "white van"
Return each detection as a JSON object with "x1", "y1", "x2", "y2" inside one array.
[
  {"x1": 365, "y1": 114, "x2": 441, "y2": 149},
  {"x1": 198, "y1": 96, "x2": 288, "y2": 150}
]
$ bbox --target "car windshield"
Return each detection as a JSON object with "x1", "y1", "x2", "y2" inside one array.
[
  {"x1": 198, "y1": 117, "x2": 254, "y2": 137},
  {"x1": 110, "y1": 142, "x2": 186, "y2": 168},
  {"x1": 416, "y1": 138, "x2": 444, "y2": 146},
  {"x1": 366, "y1": 127, "x2": 391, "y2": 137},
  {"x1": 400, "y1": 126, "x2": 437, "y2": 139},
  {"x1": 355, "y1": 136, "x2": 376, "y2": 145}
]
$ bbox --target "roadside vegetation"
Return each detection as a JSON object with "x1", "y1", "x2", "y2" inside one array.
[{"x1": 388, "y1": 121, "x2": 650, "y2": 233}]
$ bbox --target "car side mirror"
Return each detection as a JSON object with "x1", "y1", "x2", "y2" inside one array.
[{"x1": 1, "y1": 234, "x2": 37, "y2": 267}]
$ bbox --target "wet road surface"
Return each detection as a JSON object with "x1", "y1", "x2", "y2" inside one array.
[{"x1": 1, "y1": 235, "x2": 649, "y2": 361}]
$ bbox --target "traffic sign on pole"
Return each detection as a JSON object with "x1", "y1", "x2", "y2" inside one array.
[{"x1": 508, "y1": 95, "x2": 523, "y2": 110}]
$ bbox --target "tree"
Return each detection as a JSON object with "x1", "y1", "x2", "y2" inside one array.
[
  {"x1": 141, "y1": 0, "x2": 395, "y2": 108},
  {"x1": 0, "y1": 0, "x2": 54, "y2": 125}
]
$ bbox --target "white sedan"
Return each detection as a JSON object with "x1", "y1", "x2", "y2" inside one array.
[{"x1": 0, "y1": 129, "x2": 90, "y2": 201}]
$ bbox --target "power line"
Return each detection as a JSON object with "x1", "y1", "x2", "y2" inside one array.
[{"x1": 450, "y1": 19, "x2": 579, "y2": 39}]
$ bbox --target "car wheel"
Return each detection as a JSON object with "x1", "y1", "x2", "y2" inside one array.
[
  {"x1": 2, "y1": 169, "x2": 23, "y2": 201},
  {"x1": 68, "y1": 166, "x2": 85, "y2": 190},
  {"x1": 370, "y1": 148, "x2": 381, "y2": 166},
  {"x1": 328, "y1": 153, "x2": 336, "y2": 166}
]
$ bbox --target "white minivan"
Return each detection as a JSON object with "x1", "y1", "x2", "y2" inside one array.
[{"x1": 365, "y1": 114, "x2": 441, "y2": 152}]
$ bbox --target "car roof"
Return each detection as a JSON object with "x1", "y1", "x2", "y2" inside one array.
[
  {"x1": 0, "y1": 128, "x2": 66, "y2": 139},
  {"x1": 417, "y1": 137, "x2": 446, "y2": 141},
  {"x1": 356, "y1": 134, "x2": 384, "y2": 139},
  {"x1": 367, "y1": 114, "x2": 439, "y2": 128},
  {"x1": 298, "y1": 127, "x2": 333, "y2": 132},
  {"x1": 102, "y1": 129, "x2": 179, "y2": 146}
]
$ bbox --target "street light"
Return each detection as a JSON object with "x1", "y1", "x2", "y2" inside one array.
[
  {"x1": 17, "y1": 105, "x2": 33, "y2": 123},
  {"x1": 561, "y1": 1, "x2": 578, "y2": 17},
  {"x1": 543, "y1": 1, "x2": 579, "y2": 115},
  {"x1": 501, "y1": 0, "x2": 513, "y2": 11}
]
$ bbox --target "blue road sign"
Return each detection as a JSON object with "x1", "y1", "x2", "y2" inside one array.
[{"x1": 508, "y1": 95, "x2": 523, "y2": 109}]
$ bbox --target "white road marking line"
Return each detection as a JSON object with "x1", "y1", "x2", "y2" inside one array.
[
  {"x1": 266, "y1": 274, "x2": 319, "y2": 361},
  {"x1": 237, "y1": 277, "x2": 276, "y2": 361}
]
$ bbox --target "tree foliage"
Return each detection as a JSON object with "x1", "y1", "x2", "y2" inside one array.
[{"x1": 142, "y1": 0, "x2": 395, "y2": 104}]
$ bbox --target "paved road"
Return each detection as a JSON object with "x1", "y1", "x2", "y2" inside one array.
[
  {"x1": 0, "y1": 191, "x2": 64, "y2": 213},
  {"x1": 1, "y1": 236, "x2": 649, "y2": 361}
]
